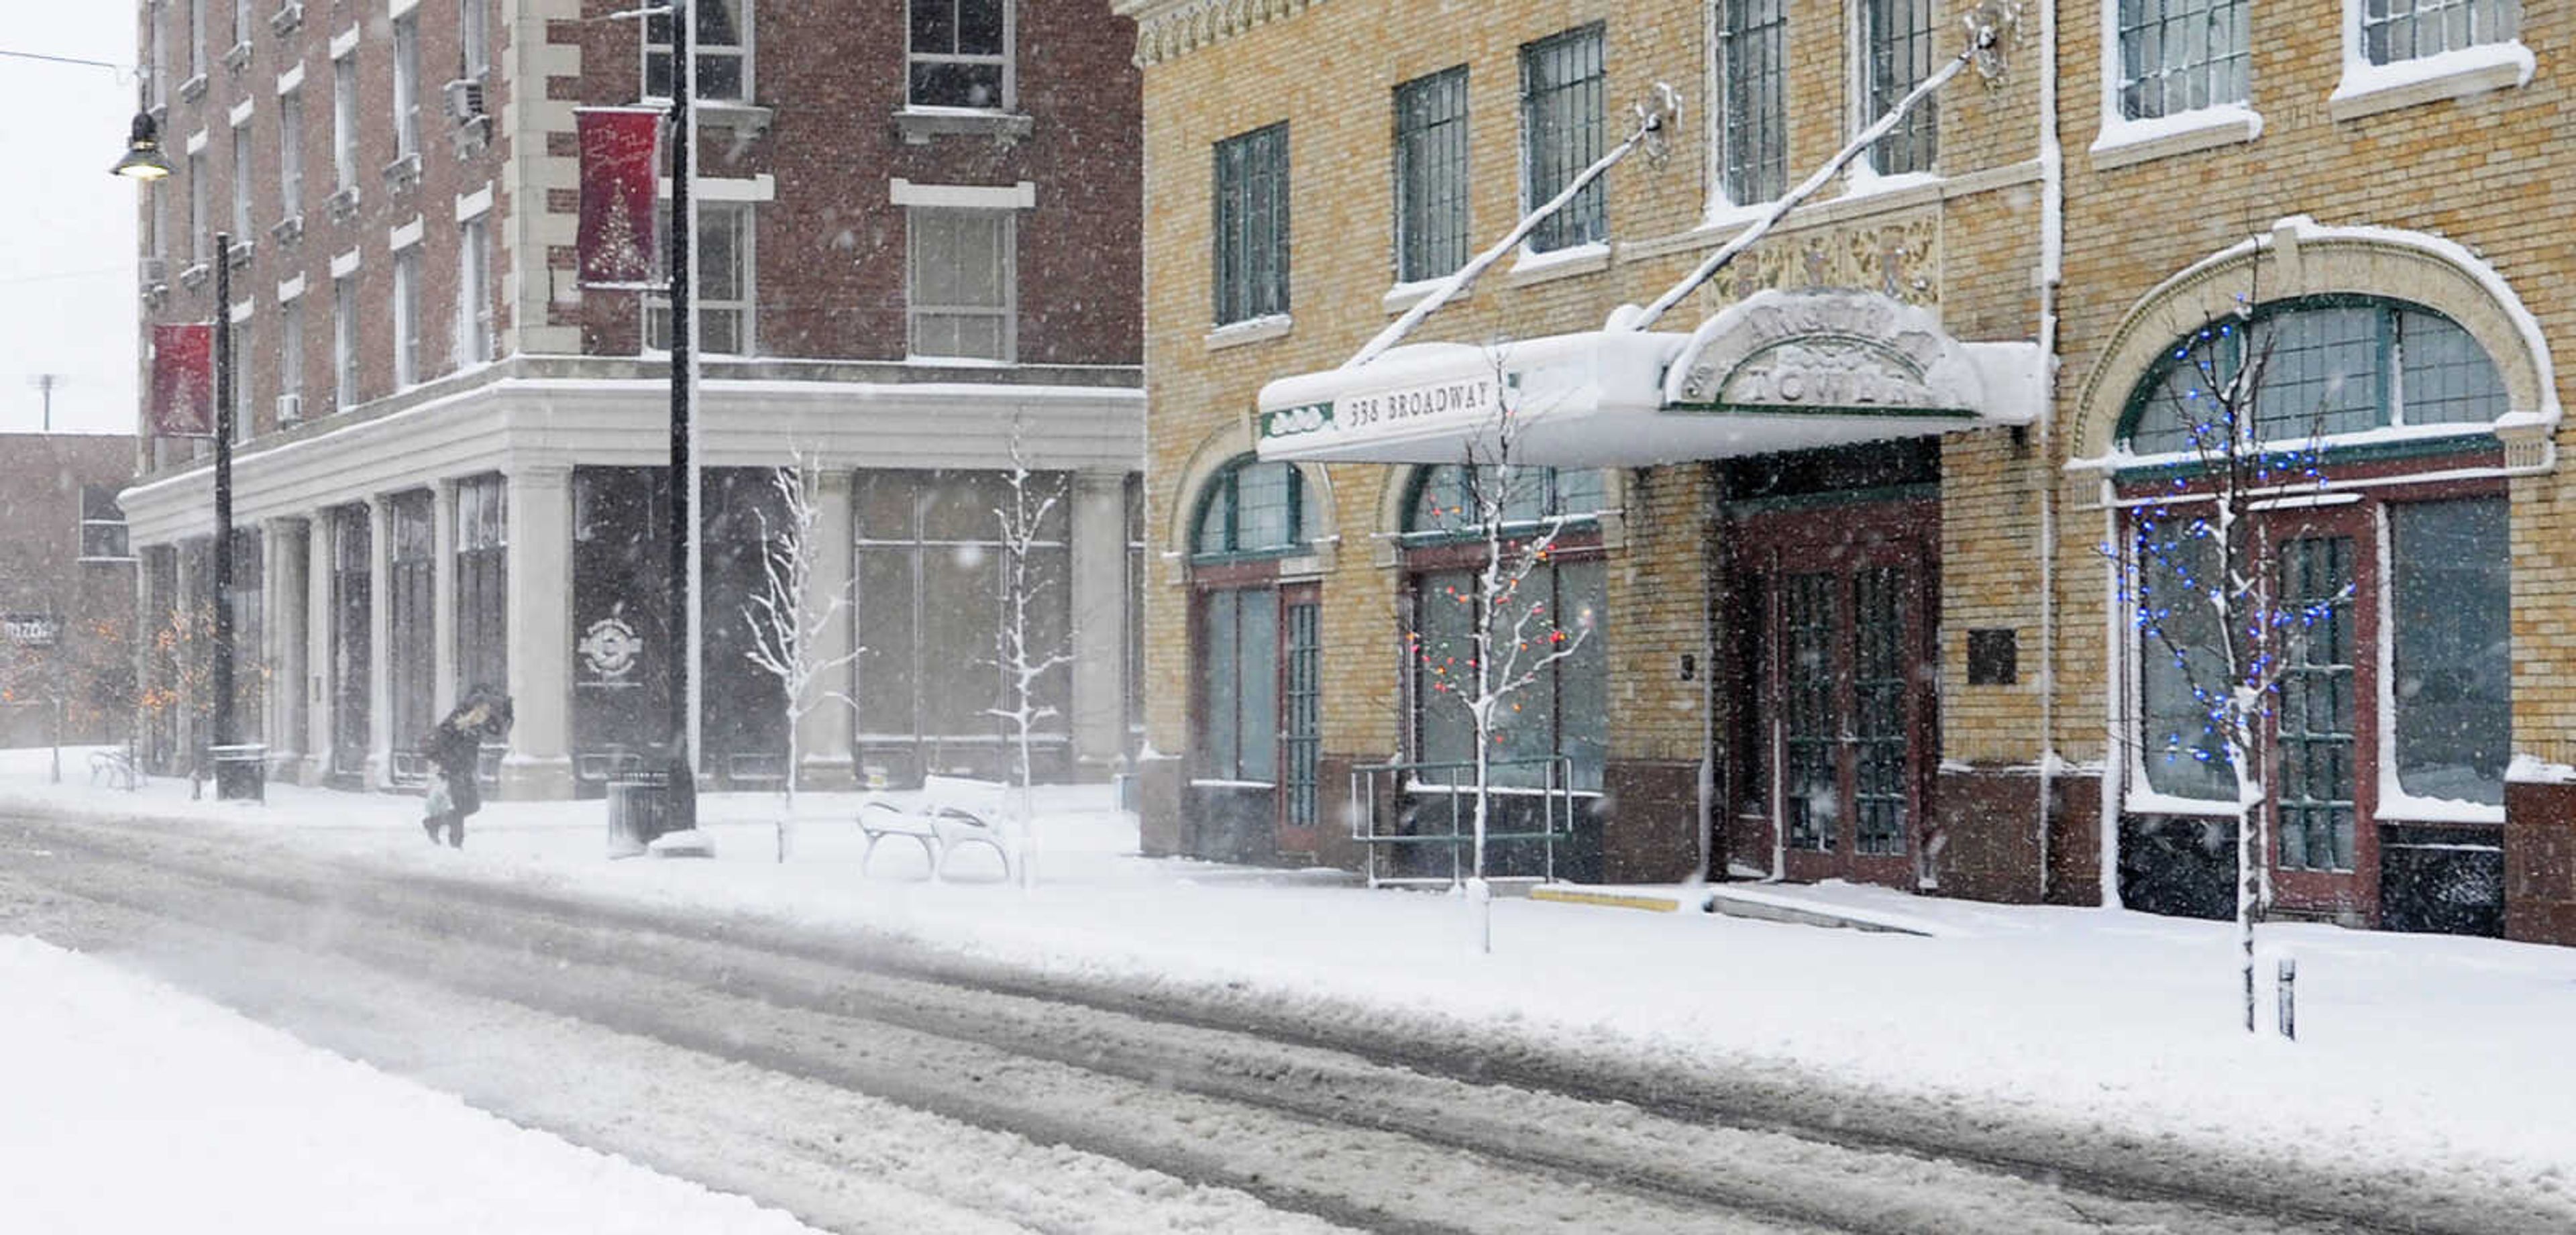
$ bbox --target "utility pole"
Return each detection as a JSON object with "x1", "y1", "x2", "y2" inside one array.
[{"x1": 28, "y1": 374, "x2": 63, "y2": 431}]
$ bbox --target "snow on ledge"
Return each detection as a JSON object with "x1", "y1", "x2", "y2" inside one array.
[
  {"x1": 2506, "y1": 753, "x2": 2576, "y2": 785},
  {"x1": 2088, "y1": 105, "x2": 2263, "y2": 171},
  {"x1": 1203, "y1": 314, "x2": 1292, "y2": 352},
  {"x1": 2329, "y1": 42, "x2": 2535, "y2": 123},
  {"x1": 1506, "y1": 240, "x2": 1611, "y2": 287}
]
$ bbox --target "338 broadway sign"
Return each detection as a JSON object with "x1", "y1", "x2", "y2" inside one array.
[{"x1": 1261, "y1": 374, "x2": 1503, "y2": 444}]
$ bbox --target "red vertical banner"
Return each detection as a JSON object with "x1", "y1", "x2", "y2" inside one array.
[
  {"x1": 149, "y1": 323, "x2": 215, "y2": 438},
  {"x1": 576, "y1": 107, "x2": 666, "y2": 287}
]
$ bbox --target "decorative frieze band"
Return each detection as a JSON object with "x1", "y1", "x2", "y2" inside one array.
[{"x1": 1128, "y1": 0, "x2": 1334, "y2": 68}]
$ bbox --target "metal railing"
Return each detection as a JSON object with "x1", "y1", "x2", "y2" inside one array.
[{"x1": 1350, "y1": 755, "x2": 1578, "y2": 888}]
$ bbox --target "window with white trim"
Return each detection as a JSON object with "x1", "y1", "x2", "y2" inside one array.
[
  {"x1": 1212, "y1": 122, "x2": 1289, "y2": 325},
  {"x1": 1393, "y1": 66, "x2": 1470, "y2": 283},
  {"x1": 188, "y1": 150, "x2": 207, "y2": 265},
  {"x1": 462, "y1": 0, "x2": 490, "y2": 79},
  {"x1": 79, "y1": 486, "x2": 131, "y2": 562},
  {"x1": 1713, "y1": 0, "x2": 1788, "y2": 205},
  {"x1": 1519, "y1": 23, "x2": 1606, "y2": 254},
  {"x1": 645, "y1": 0, "x2": 749, "y2": 102},
  {"x1": 2361, "y1": 0, "x2": 2519, "y2": 65},
  {"x1": 278, "y1": 89, "x2": 304, "y2": 213},
  {"x1": 279, "y1": 297, "x2": 304, "y2": 418},
  {"x1": 332, "y1": 52, "x2": 357, "y2": 192},
  {"x1": 458, "y1": 216, "x2": 493, "y2": 366},
  {"x1": 148, "y1": 2, "x2": 167, "y2": 109},
  {"x1": 907, "y1": 207, "x2": 1014, "y2": 362},
  {"x1": 332, "y1": 272, "x2": 356, "y2": 408},
  {"x1": 187, "y1": 0, "x2": 205, "y2": 80},
  {"x1": 394, "y1": 245, "x2": 421, "y2": 388},
  {"x1": 231, "y1": 0, "x2": 250, "y2": 49},
  {"x1": 908, "y1": 0, "x2": 1010, "y2": 109},
  {"x1": 229, "y1": 317, "x2": 252, "y2": 441},
  {"x1": 1860, "y1": 0, "x2": 1938, "y2": 174},
  {"x1": 2114, "y1": 0, "x2": 2248, "y2": 120},
  {"x1": 646, "y1": 203, "x2": 752, "y2": 355},
  {"x1": 231, "y1": 121, "x2": 252, "y2": 239},
  {"x1": 392, "y1": 14, "x2": 420, "y2": 160}
]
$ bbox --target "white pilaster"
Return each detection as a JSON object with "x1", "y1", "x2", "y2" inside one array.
[
  {"x1": 305, "y1": 511, "x2": 334, "y2": 785},
  {"x1": 366, "y1": 496, "x2": 392, "y2": 789},
  {"x1": 1069, "y1": 469, "x2": 1131, "y2": 779},
  {"x1": 501, "y1": 466, "x2": 574, "y2": 798},
  {"x1": 431, "y1": 479, "x2": 458, "y2": 716},
  {"x1": 796, "y1": 468, "x2": 856, "y2": 790}
]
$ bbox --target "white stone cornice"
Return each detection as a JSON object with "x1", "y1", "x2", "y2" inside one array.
[{"x1": 1117, "y1": 0, "x2": 1334, "y2": 68}]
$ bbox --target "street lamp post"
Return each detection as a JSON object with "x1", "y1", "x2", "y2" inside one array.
[
  {"x1": 209, "y1": 231, "x2": 239, "y2": 797},
  {"x1": 665, "y1": 0, "x2": 700, "y2": 830}
]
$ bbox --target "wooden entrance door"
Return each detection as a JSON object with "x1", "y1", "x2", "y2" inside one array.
[
  {"x1": 1746, "y1": 501, "x2": 1936, "y2": 890},
  {"x1": 1277, "y1": 583, "x2": 1322, "y2": 855}
]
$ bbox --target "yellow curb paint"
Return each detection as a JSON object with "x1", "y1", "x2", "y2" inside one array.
[{"x1": 1529, "y1": 888, "x2": 1680, "y2": 914}]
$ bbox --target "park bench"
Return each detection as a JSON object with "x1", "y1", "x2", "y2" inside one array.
[{"x1": 858, "y1": 774, "x2": 1014, "y2": 880}]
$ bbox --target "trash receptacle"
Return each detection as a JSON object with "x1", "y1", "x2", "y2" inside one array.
[
  {"x1": 209, "y1": 743, "x2": 267, "y2": 803},
  {"x1": 606, "y1": 768, "x2": 672, "y2": 858}
]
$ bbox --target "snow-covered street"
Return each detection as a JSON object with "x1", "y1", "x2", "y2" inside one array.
[{"x1": 5, "y1": 749, "x2": 2575, "y2": 1231}]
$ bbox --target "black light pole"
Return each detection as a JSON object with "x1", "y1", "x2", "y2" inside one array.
[
  {"x1": 210, "y1": 231, "x2": 238, "y2": 794},
  {"x1": 664, "y1": 0, "x2": 698, "y2": 828}
]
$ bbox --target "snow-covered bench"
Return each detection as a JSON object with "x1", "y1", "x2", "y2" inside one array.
[{"x1": 858, "y1": 775, "x2": 1014, "y2": 880}]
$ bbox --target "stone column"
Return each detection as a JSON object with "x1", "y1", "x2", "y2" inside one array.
[
  {"x1": 795, "y1": 468, "x2": 857, "y2": 790},
  {"x1": 366, "y1": 496, "x2": 394, "y2": 789},
  {"x1": 264, "y1": 519, "x2": 307, "y2": 770},
  {"x1": 304, "y1": 511, "x2": 335, "y2": 786},
  {"x1": 500, "y1": 466, "x2": 574, "y2": 798},
  {"x1": 1068, "y1": 469, "x2": 1131, "y2": 781},
  {"x1": 431, "y1": 479, "x2": 458, "y2": 716}
]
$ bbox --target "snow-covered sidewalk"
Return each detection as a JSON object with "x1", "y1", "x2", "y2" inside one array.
[
  {"x1": 0, "y1": 934, "x2": 822, "y2": 1234},
  {"x1": 11, "y1": 749, "x2": 2576, "y2": 1223}
]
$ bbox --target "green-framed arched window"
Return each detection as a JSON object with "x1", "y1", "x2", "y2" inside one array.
[
  {"x1": 1191, "y1": 456, "x2": 1307, "y2": 561},
  {"x1": 2121, "y1": 297, "x2": 2506, "y2": 456},
  {"x1": 1402, "y1": 464, "x2": 1608, "y2": 541}
]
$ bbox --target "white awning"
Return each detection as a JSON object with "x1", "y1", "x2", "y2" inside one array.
[{"x1": 1256, "y1": 290, "x2": 2041, "y2": 468}]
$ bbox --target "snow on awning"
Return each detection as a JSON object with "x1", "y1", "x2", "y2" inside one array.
[{"x1": 1256, "y1": 290, "x2": 2041, "y2": 468}]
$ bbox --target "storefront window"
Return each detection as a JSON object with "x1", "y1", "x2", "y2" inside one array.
[
  {"x1": 2135, "y1": 535, "x2": 2235, "y2": 802},
  {"x1": 2391, "y1": 497, "x2": 2509, "y2": 807}
]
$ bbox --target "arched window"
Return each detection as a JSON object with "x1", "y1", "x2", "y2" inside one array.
[
  {"x1": 1403, "y1": 464, "x2": 1607, "y2": 541},
  {"x1": 2121, "y1": 297, "x2": 2506, "y2": 456},
  {"x1": 1191, "y1": 456, "x2": 1307, "y2": 559},
  {"x1": 1400, "y1": 465, "x2": 1609, "y2": 794}
]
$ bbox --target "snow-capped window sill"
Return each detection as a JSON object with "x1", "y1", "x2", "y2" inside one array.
[
  {"x1": 892, "y1": 105, "x2": 1032, "y2": 146},
  {"x1": 2328, "y1": 41, "x2": 2534, "y2": 123},
  {"x1": 2122, "y1": 788, "x2": 2243, "y2": 818},
  {"x1": 2089, "y1": 105, "x2": 2262, "y2": 171},
  {"x1": 1381, "y1": 277, "x2": 1472, "y2": 316},
  {"x1": 1505, "y1": 241, "x2": 1610, "y2": 289},
  {"x1": 1204, "y1": 314, "x2": 1291, "y2": 352},
  {"x1": 1837, "y1": 168, "x2": 1943, "y2": 209}
]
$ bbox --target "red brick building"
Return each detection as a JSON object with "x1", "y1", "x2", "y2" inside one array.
[{"x1": 122, "y1": 1, "x2": 1144, "y2": 795}]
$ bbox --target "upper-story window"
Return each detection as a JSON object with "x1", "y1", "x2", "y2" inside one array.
[
  {"x1": 231, "y1": 0, "x2": 250, "y2": 52},
  {"x1": 2363, "y1": 0, "x2": 2519, "y2": 64},
  {"x1": 186, "y1": 0, "x2": 205, "y2": 81},
  {"x1": 80, "y1": 486, "x2": 131, "y2": 562},
  {"x1": 908, "y1": 0, "x2": 1011, "y2": 109},
  {"x1": 647, "y1": 203, "x2": 753, "y2": 354},
  {"x1": 187, "y1": 149, "x2": 208, "y2": 266},
  {"x1": 1860, "y1": 0, "x2": 1938, "y2": 175},
  {"x1": 278, "y1": 89, "x2": 304, "y2": 214},
  {"x1": 393, "y1": 244, "x2": 423, "y2": 388},
  {"x1": 1713, "y1": 0, "x2": 1788, "y2": 206},
  {"x1": 1192, "y1": 458, "x2": 1307, "y2": 561},
  {"x1": 2115, "y1": 0, "x2": 2247, "y2": 119},
  {"x1": 148, "y1": 2, "x2": 168, "y2": 109},
  {"x1": 1212, "y1": 122, "x2": 1290, "y2": 326},
  {"x1": 392, "y1": 14, "x2": 421, "y2": 160},
  {"x1": 1393, "y1": 66, "x2": 1469, "y2": 283},
  {"x1": 332, "y1": 51, "x2": 358, "y2": 193},
  {"x1": 908, "y1": 207, "x2": 1015, "y2": 362},
  {"x1": 645, "y1": 0, "x2": 750, "y2": 102},
  {"x1": 462, "y1": 0, "x2": 490, "y2": 79},
  {"x1": 230, "y1": 121, "x2": 252, "y2": 239},
  {"x1": 2123, "y1": 298, "x2": 2506, "y2": 456},
  {"x1": 458, "y1": 217, "x2": 494, "y2": 366},
  {"x1": 1520, "y1": 23, "x2": 1606, "y2": 254}
]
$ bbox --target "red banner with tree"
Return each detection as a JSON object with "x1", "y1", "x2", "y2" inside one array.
[
  {"x1": 576, "y1": 107, "x2": 665, "y2": 288},
  {"x1": 148, "y1": 323, "x2": 213, "y2": 438}
]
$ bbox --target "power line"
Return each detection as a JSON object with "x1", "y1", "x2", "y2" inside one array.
[{"x1": 0, "y1": 48, "x2": 131, "y2": 73}]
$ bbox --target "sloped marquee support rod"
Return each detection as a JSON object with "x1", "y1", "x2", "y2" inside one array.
[{"x1": 1626, "y1": 2, "x2": 2020, "y2": 333}]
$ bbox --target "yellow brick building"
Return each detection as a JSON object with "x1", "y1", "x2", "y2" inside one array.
[{"x1": 1114, "y1": 0, "x2": 2576, "y2": 945}]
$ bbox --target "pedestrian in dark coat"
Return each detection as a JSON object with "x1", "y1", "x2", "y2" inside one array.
[{"x1": 423, "y1": 690, "x2": 513, "y2": 847}]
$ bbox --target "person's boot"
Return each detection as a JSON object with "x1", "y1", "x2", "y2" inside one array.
[
  {"x1": 423, "y1": 817, "x2": 441, "y2": 845},
  {"x1": 446, "y1": 824, "x2": 463, "y2": 849}
]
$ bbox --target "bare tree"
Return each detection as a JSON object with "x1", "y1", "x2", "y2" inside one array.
[
  {"x1": 986, "y1": 423, "x2": 1074, "y2": 890},
  {"x1": 2112, "y1": 288, "x2": 2346, "y2": 1033},
  {"x1": 1410, "y1": 380, "x2": 1595, "y2": 952},
  {"x1": 742, "y1": 450, "x2": 859, "y2": 862}
]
